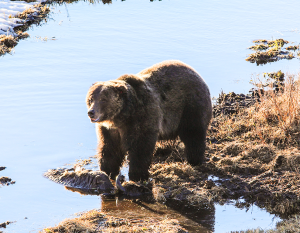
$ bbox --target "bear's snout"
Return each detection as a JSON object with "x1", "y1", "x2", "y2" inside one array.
[{"x1": 88, "y1": 109, "x2": 95, "y2": 119}]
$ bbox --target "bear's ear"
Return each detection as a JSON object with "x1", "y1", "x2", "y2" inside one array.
[{"x1": 115, "y1": 85, "x2": 127, "y2": 96}]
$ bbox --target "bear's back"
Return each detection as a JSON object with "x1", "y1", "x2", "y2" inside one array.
[{"x1": 138, "y1": 60, "x2": 212, "y2": 139}]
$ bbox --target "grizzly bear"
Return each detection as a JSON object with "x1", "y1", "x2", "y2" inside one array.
[{"x1": 86, "y1": 60, "x2": 212, "y2": 181}]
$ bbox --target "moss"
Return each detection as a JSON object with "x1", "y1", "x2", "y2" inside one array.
[
  {"x1": 248, "y1": 44, "x2": 269, "y2": 51},
  {"x1": 246, "y1": 38, "x2": 297, "y2": 65}
]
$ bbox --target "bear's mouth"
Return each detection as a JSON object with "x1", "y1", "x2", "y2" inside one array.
[
  {"x1": 90, "y1": 117, "x2": 100, "y2": 123},
  {"x1": 90, "y1": 113, "x2": 106, "y2": 123}
]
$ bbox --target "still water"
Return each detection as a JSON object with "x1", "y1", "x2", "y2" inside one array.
[{"x1": 1, "y1": 0, "x2": 300, "y2": 232}]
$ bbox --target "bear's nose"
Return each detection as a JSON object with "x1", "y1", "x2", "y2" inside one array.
[{"x1": 88, "y1": 109, "x2": 95, "y2": 118}]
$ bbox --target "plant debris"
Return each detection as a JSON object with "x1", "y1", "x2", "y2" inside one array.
[
  {"x1": 246, "y1": 39, "x2": 299, "y2": 65},
  {"x1": 0, "y1": 167, "x2": 15, "y2": 186},
  {"x1": 286, "y1": 45, "x2": 299, "y2": 51},
  {"x1": 0, "y1": 221, "x2": 14, "y2": 229},
  {"x1": 0, "y1": 177, "x2": 16, "y2": 186}
]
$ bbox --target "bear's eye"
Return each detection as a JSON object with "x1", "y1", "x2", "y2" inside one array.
[{"x1": 88, "y1": 98, "x2": 93, "y2": 105}]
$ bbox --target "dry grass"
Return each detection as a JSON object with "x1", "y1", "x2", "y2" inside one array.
[
  {"x1": 42, "y1": 210, "x2": 103, "y2": 233},
  {"x1": 213, "y1": 73, "x2": 300, "y2": 149},
  {"x1": 41, "y1": 210, "x2": 187, "y2": 233},
  {"x1": 0, "y1": 3, "x2": 50, "y2": 57},
  {"x1": 0, "y1": 35, "x2": 17, "y2": 55}
]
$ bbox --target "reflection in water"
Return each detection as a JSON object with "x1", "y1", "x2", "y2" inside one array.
[
  {"x1": 166, "y1": 199, "x2": 215, "y2": 231},
  {"x1": 62, "y1": 184, "x2": 278, "y2": 232},
  {"x1": 63, "y1": 185, "x2": 214, "y2": 232},
  {"x1": 100, "y1": 195, "x2": 215, "y2": 232}
]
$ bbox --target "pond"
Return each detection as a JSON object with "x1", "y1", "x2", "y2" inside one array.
[{"x1": 1, "y1": 0, "x2": 300, "y2": 232}]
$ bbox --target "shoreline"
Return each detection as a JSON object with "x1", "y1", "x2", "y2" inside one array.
[{"x1": 0, "y1": 0, "x2": 49, "y2": 56}]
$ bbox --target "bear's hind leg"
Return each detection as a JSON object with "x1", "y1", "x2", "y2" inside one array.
[
  {"x1": 178, "y1": 105, "x2": 208, "y2": 166},
  {"x1": 179, "y1": 126, "x2": 207, "y2": 166},
  {"x1": 97, "y1": 126, "x2": 125, "y2": 179}
]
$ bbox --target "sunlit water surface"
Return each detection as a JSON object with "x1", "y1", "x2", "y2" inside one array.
[{"x1": 1, "y1": 0, "x2": 300, "y2": 232}]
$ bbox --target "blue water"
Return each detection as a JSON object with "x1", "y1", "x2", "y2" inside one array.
[{"x1": 1, "y1": 0, "x2": 300, "y2": 232}]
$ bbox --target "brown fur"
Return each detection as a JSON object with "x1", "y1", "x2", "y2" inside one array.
[{"x1": 86, "y1": 60, "x2": 212, "y2": 181}]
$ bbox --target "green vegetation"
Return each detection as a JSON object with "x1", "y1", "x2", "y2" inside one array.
[{"x1": 246, "y1": 39, "x2": 299, "y2": 65}]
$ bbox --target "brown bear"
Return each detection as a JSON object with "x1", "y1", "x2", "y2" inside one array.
[{"x1": 86, "y1": 60, "x2": 212, "y2": 181}]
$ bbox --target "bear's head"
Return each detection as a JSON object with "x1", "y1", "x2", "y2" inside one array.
[{"x1": 86, "y1": 81, "x2": 129, "y2": 123}]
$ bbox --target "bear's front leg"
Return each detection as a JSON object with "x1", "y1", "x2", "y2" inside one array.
[
  {"x1": 97, "y1": 126, "x2": 125, "y2": 180},
  {"x1": 127, "y1": 132, "x2": 158, "y2": 181}
]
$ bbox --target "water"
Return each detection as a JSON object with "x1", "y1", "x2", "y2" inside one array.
[{"x1": 1, "y1": 0, "x2": 299, "y2": 232}]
